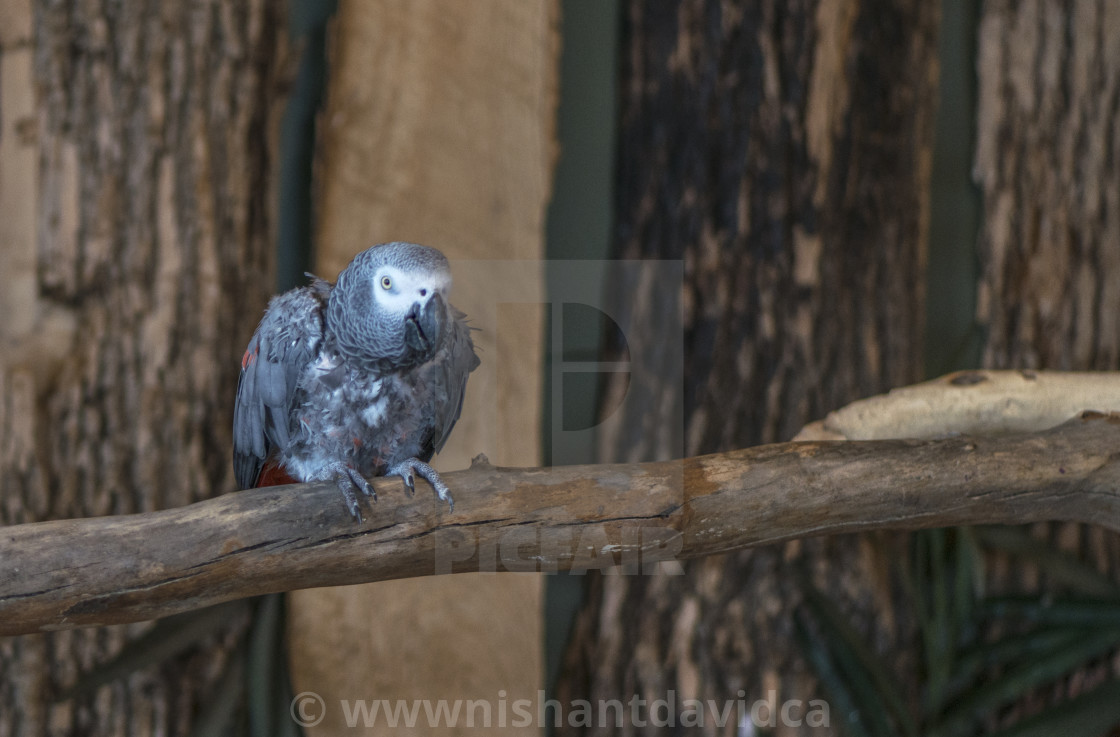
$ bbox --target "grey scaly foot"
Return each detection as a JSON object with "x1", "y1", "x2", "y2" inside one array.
[
  {"x1": 387, "y1": 458, "x2": 453, "y2": 511},
  {"x1": 329, "y1": 462, "x2": 376, "y2": 521}
]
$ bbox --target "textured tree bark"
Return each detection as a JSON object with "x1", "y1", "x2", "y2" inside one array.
[
  {"x1": 558, "y1": 0, "x2": 939, "y2": 732},
  {"x1": 0, "y1": 0, "x2": 287, "y2": 734},
  {"x1": 976, "y1": 1, "x2": 1120, "y2": 370},
  {"x1": 973, "y1": 0, "x2": 1120, "y2": 725}
]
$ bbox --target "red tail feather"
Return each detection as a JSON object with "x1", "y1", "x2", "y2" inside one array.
[{"x1": 256, "y1": 460, "x2": 298, "y2": 487}]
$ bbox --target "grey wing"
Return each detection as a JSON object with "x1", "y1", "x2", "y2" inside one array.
[
  {"x1": 429, "y1": 313, "x2": 480, "y2": 456},
  {"x1": 233, "y1": 287, "x2": 326, "y2": 489}
]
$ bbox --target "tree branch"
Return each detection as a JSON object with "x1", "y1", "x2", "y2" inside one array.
[
  {"x1": 796, "y1": 369, "x2": 1120, "y2": 440},
  {"x1": 2, "y1": 411, "x2": 1119, "y2": 636}
]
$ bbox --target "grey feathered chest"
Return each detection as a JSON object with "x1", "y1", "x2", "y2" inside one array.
[{"x1": 282, "y1": 339, "x2": 457, "y2": 482}]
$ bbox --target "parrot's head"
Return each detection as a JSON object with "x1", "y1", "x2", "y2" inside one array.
[{"x1": 328, "y1": 242, "x2": 454, "y2": 370}]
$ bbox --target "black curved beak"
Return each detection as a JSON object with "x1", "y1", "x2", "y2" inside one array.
[{"x1": 404, "y1": 293, "x2": 445, "y2": 355}]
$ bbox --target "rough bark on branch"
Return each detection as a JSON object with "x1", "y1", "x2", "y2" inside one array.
[{"x1": 2, "y1": 412, "x2": 1118, "y2": 636}]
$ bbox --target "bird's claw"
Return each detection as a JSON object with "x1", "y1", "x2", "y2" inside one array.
[
  {"x1": 340, "y1": 486, "x2": 362, "y2": 522},
  {"x1": 388, "y1": 458, "x2": 454, "y2": 512},
  {"x1": 330, "y1": 463, "x2": 376, "y2": 522},
  {"x1": 399, "y1": 468, "x2": 416, "y2": 497}
]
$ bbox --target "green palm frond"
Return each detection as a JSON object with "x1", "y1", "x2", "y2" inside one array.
[{"x1": 796, "y1": 526, "x2": 1120, "y2": 737}]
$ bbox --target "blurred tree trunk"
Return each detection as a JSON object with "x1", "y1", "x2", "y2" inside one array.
[
  {"x1": 976, "y1": 0, "x2": 1120, "y2": 369},
  {"x1": 974, "y1": 0, "x2": 1120, "y2": 720},
  {"x1": 557, "y1": 0, "x2": 939, "y2": 733},
  {"x1": 0, "y1": 0, "x2": 287, "y2": 734}
]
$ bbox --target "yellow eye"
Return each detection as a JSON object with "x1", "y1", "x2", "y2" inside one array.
[{"x1": 380, "y1": 275, "x2": 392, "y2": 290}]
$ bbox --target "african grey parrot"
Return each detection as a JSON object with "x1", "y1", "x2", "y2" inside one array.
[{"x1": 233, "y1": 242, "x2": 479, "y2": 520}]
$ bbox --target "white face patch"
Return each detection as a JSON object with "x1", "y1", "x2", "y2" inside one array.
[{"x1": 371, "y1": 265, "x2": 451, "y2": 315}]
